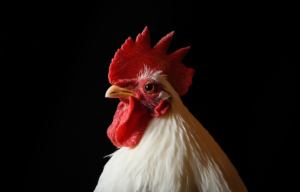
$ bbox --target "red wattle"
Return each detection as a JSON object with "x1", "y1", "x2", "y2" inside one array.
[{"x1": 107, "y1": 96, "x2": 150, "y2": 148}]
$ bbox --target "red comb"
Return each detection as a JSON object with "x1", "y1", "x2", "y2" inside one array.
[{"x1": 108, "y1": 26, "x2": 195, "y2": 96}]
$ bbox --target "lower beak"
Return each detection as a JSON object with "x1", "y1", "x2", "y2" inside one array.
[{"x1": 105, "y1": 85, "x2": 135, "y2": 99}]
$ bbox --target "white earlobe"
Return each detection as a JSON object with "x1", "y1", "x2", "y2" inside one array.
[{"x1": 158, "y1": 91, "x2": 171, "y2": 100}]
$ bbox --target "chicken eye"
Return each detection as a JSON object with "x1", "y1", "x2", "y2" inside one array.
[{"x1": 145, "y1": 84, "x2": 155, "y2": 92}]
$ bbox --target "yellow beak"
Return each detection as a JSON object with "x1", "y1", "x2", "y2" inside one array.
[{"x1": 105, "y1": 85, "x2": 135, "y2": 99}]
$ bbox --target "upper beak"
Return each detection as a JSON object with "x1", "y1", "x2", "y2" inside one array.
[{"x1": 105, "y1": 85, "x2": 135, "y2": 99}]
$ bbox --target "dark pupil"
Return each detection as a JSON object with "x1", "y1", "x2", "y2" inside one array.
[{"x1": 145, "y1": 84, "x2": 154, "y2": 91}]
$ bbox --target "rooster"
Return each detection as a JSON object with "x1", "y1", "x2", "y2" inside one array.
[{"x1": 94, "y1": 27, "x2": 247, "y2": 192}]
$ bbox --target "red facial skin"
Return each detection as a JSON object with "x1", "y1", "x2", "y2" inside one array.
[{"x1": 107, "y1": 78, "x2": 170, "y2": 148}]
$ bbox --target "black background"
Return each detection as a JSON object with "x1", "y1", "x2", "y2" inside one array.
[{"x1": 1, "y1": 1, "x2": 299, "y2": 192}]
